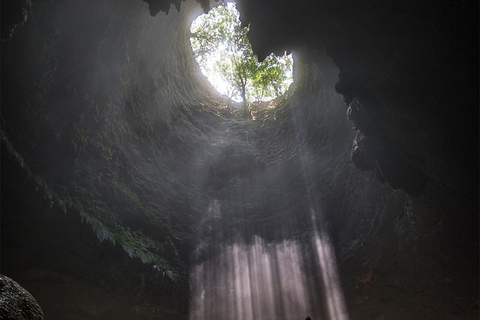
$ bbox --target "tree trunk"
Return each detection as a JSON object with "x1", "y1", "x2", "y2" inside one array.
[
  {"x1": 241, "y1": 86, "x2": 247, "y2": 115},
  {"x1": 240, "y1": 77, "x2": 248, "y2": 117}
]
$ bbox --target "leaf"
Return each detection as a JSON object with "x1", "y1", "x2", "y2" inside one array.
[{"x1": 190, "y1": 3, "x2": 293, "y2": 105}]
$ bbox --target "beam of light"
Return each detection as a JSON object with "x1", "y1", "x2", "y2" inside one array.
[
  {"x1": 189, "y1": 230, "x2": 349, "y2": 320},
  {"x1": 190, "y1": 192, "x2": 350, "y2": 320},
  {"x1": 189, "y1": 49, "x2": 349, "y2": 319},
  {"x1": 190, "y1": 236, "x2": 313, "y2": 320},
  {"x1": 282, "y1": 65, "x2": 350, "y2": 320},
  {"x1": 311, "y1": 211, "x2": 349, "y2": 320}
]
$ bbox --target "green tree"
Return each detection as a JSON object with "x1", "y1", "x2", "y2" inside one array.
[{"x1": 190, "y1": 3, "x2": 293, "y2": 112}]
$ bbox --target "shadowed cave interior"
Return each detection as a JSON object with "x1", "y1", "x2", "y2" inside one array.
[{"x1": 1, "y1": 0, "x2": 478, "y2": 319}]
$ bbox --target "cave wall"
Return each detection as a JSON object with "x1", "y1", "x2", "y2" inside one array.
[
  {"x1": 1, "y1": 0, "x2": 217, "y2": 273},
  {"x1": 2, "y1": 134, "x2": 189, "y2": 319},
  {"x1": 1, "y1": 0, "x2": 478, "y2": 319},
  {"x1": 234, "y1": 0, "x2": 479, "y2": 200},
  {"x1": 1, "y1": 0, "x2": 220, "y2": 318}
]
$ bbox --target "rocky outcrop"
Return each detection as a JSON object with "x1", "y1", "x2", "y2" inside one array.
[
  {"x1": 232, "y1": 0, "x2": 479, "y2": 200},
  {"x1": 141, "y1": 0, "x2": 479, "y2": 199},
  {"x1": 0, "y1": 275, "x2": 44, "y2": 320},
  {"x1": 1, "y1": 0, "x2": 31, "y2": 41}
]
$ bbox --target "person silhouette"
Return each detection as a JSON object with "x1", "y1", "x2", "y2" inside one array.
[{"x1": 306, "y1": 317, "x2": 311, "y2": 320}]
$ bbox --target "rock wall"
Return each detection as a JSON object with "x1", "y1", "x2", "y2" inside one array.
[
  {"x1": 0, "y1": 274, "x2": 44, "y2": 320},
  {"x1": 234, "y1": 0, "x2": 479, "y2": 200}
]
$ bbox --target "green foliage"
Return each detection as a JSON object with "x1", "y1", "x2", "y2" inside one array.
[{"x1": 190, "y1": 3, "x2": 293, "y2": 107}]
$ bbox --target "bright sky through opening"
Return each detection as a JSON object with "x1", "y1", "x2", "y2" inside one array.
[{"x1": 190, "y1": 2, "x2": 294, "y2": 103}]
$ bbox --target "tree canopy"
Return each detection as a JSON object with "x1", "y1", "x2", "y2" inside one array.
[{"x1": 190, "y1": 2, "x2": 293, "y2": 110}]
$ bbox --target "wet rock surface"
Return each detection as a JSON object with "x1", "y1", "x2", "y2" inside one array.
[{"x1": 0, "y1": 275, "x2": 44, "y2": 320}]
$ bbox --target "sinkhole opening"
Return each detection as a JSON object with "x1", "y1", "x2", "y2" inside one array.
[{"x1": 189, "y1": 2, "x2": 294, "y2": 107}]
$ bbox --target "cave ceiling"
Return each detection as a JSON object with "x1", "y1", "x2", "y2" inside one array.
[{"x1": 0, "y1": 0, "x2": 478, "y2": 319}]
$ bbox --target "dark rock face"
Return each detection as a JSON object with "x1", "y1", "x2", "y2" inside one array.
[
  {"x1": 1, "y1": 134, "x2": 188, "y2": 319},
  {"x1": 1, "y1": 0, "x2": 31, "y2": 41},
  {"x1": 234, "y1": 0, "x2": 478, "y2": 200},
  {"x1": 0, "y1": 275, "x2": 44, "y2": 320},
  {"x1": 1, "y1": 0, "x2": 478, "y2": 319},
  {"x1": 348, "y1": 99, "x2": 428, "y2": 196}
]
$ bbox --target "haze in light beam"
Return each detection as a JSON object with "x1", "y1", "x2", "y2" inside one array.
[{"x1": 189, "y1": 202, "x2": 349, "y2": 320}]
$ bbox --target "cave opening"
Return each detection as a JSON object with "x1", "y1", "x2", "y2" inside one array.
[
  {"x1": 189, "y1": 1, "x2": 294, "y2": 109},
  {"x1": 0, "y1": 0, "x2": 478, "y2": 319}
]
